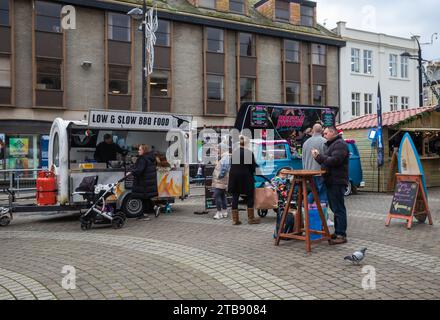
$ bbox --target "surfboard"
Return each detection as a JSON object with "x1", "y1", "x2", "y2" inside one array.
[{"x1": 398, "y1": 133, "x2": 428, "y2": 197}]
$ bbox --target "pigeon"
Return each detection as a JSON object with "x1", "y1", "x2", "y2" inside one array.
[{"x1": 344, "y1": 248, "x2": 367, "y2": 265}]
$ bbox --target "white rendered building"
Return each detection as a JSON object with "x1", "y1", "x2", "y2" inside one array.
[{"x1": 334, "y1": 22, "x2": 419, "y2": 123}]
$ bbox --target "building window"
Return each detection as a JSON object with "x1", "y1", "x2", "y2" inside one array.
[
  {"x1": 35, "y1": 0, "x2": 62, "y2": 33},
  {"x1": 150, "y1": 69, "x2": 170, "y2": 97},
  {"x1": 206, "y1": 27, "x2": 224, "y2": 53},
  {"x1": 389, "y1": 54, "x2": 398, "y2": 77},
  {"x1": 207, "y1": 75, "x2": 224, "y2": 101},
  {"x1": 401, "y1": 96, "x2": 409, "y2": 109},
  {"x1": 240, "y1": 78, "x2": 255, "y2": 102},
  {"x1": 351, "y1": 48, "x2": 360, "y2": 73},
  {"x1": 313, "y1": 85, "x2": 326, "y2": 106},
  {"x1": 108, "y1": 66, "x2": 130, "y2": 94},
  {"x1": 0, "y1": 0, "x2": 9, "y2": 26},
  {"x1": 36, "y1": 59, "x2": 62, "y2": 90},
  {"x1": 312, "y1": 44, "x2": 326, "y2": 66},
  {"x1": 275, "y1": 1, "x2": 290, "y2": 22},
  {"x1": 0, "y1": 55, "x2": 10, "y2": 88},
  {"x1": 286, "y1": 82, "x2": 300, "y2": 104},
  {"x1": 300, "y1": 5, "x2": 314, "y2": 27},
  {"x1": 363, "y1": 50, "x2": 373, "y2": 74},
  {"x1": 199, "y1": 0, "x2": 216, "y2": 9},
  {"x1": 401, "y1": 56, "x2": 409, "y2": 79},
  {"x1": 156, "y1": 20, "x2": 170, "y2": 47},
  {"x1": 108, "y1": 12, "x2": 130, "y2": 42},
  {"x1": 229, "y1": 0, "x2": 245, "y2": 14},
  {"x1": 351, "y1": 93, "x2": 360, "y2": 116},
  {"x1": 390, "y1": 96, "x2": 398, "y2": 111},
  {"x1": 364, "y1": 93, "x2": 373, "y2": 114},
  {"x1": 239, "y1": 33, "x2": 255, "y2": 57},
  {"x1": 284, "y1": 40, "x2": 300, "y2": 63}
]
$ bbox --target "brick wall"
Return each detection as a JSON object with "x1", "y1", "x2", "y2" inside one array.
[
  {"x1": 216, "y1": 0, "x2": 229, "y2": 12},
  {"x1": 289, "y1": 2, "x2": 300, "y2": 25},
  {"x1": 255, "y1": 0, "x2": 274, "y2": 20}
]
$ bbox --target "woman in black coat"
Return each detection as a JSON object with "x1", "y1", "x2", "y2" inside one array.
[
  {"x1": 228, "y1": 136, "x2": 260, "y2": 225},
  {"x1": 131, "y1": 144, "x2": 158, "y2": 219}
]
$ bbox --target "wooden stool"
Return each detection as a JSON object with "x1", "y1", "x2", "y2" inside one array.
[{"x1": 274, "y1": 170, "x2": 330, "y2": 253}]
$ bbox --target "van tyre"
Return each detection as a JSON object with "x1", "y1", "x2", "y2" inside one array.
[
  {"x1": 122, "y1": 195, "x2": 145, "y2": 218},
  {"x1": 344, "y1": 182, "x2": 353, "y2": 196}
]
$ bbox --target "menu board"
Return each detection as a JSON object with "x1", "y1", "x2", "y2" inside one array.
[
  {"x1": 204, "y1": 165, "x2": 232, "y2": 210},
  {"x1": 250, "y1": 106, "x2": 268, "y2": 128},
  {"x1": 322, "y1": 109, "x2": 335, "y2": 127},
  {"x1": 389, "y1": 181, "x2": 418, "y2": 216}
]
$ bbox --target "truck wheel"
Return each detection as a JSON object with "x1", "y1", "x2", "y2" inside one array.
[
  {"x1": 122, "y1": 195, "x2": 144, "y2": 218},
  {"x1": 344, "y1": 182, "x2": 352, "y2": 196}
]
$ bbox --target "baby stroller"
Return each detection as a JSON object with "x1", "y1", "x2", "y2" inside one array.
[{"x1": 74, "y1": 175, "x2": 127, "y2": 230}]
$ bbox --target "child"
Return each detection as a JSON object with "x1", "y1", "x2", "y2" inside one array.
[{"x1": 271, "y1": 171, "x2": 294, "y2": 238}]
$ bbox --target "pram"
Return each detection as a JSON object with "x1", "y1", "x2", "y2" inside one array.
[{"x1": 74, "y1": 175, "x2": 127, "y2": 230}]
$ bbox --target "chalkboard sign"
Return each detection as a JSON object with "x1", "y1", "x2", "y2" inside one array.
[
  {"x1": 322, "y1": 110, "x2": 335, "y2": 127},
  {"x1": 389, "y1": 181, "x2": 418, "y2": 216},
  {"x1": 250, "y1": 106, "x2": 268, "y2": 128},
  {"x1": 204, "y1": 165, "x2": 232, "y2": 210}
]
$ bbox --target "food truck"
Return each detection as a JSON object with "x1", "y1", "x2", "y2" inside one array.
[{"x1": 0, "y1": 110, "x2": 192, "y2": 225}]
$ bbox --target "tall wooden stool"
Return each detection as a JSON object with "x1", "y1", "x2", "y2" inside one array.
[{"x1": 274, "y1": 170, "x2": 330, "y2": 253}]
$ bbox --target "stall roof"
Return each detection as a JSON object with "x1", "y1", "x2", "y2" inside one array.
[{"x1": 337, "y1": 106, "x2": 438, "y2": 130}]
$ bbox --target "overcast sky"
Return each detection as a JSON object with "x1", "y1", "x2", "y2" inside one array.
[{"x1": 316, "y1": 0, "x2": 440, "y2": 61}]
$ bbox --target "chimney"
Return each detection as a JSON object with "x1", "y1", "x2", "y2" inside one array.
[{"x1": 336, "y1": 21, "x2": 346, "y2": 36}]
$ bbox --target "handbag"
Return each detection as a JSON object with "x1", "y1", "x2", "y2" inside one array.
[{"x1": 254, "y1": 187, "x2": 278, "y2": 210}]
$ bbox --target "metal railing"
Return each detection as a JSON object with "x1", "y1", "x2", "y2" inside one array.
[{"x1": 0, "y1": 168, "x2": 43, "y2": 196}]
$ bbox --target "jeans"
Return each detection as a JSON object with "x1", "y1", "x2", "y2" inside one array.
[
  {"x1": 213, "y1": 188, "x2": 227, "y2": 211},
  {"x1": 231, "y1": 192, "x2": 254, "y2": 210},
  {"x1": 307, "y1": 176, "x2": 328, "y2": 204},
  {"x1": 326, "y1": 184, "x2": 347, "y2": 237}
]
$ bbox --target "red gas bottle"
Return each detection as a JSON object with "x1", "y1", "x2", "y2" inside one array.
[{"x1": 36, "y1": 171, "x2": 57, "y2": 206}]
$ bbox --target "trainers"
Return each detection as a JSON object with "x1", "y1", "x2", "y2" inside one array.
[
  {"x1": 222, "y1": 210, "x2": 228, "y2": 218},
  {"x1": 329, "y1": 235, "x2": 347, "y2": 245},
  {"x1": 213, "y1": 211, "x2": 223, "y2": 220}
]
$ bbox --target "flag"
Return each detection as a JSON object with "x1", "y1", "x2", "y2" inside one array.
[{"x1": 377, "y1": 83, "x2": 384, "y2": 167}]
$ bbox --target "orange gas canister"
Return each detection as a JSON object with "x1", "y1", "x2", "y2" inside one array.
[{"x1": 36, "y1": 171, "x2": 57, "y2": 206}]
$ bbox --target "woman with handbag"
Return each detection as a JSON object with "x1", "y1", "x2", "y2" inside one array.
[{"x1": 228, "y1": 136, "x2": 260, "y2": 225}]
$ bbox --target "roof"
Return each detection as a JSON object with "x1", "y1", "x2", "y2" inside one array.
[
  {"x1": 337, "y1": 106, "x2": 438, "y2": 130},
  {"x1": 64, "y1": 0, "x2": 344, "y2": 46}
]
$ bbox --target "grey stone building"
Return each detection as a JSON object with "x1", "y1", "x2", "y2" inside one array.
[{"x1": 0, "y1": 0, "x2": 344, "y2": 170}]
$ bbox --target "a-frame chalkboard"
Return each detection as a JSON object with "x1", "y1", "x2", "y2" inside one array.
[{"x1": 386, "y1": 174, "x2": 433, "y2": 229}]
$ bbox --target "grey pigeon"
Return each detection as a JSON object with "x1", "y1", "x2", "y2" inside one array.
[{"x1": 344, "y1": 248, "x2": 367, "y2": 265}]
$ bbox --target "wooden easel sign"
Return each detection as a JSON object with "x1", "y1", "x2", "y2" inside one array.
[{"x1": 385, "y1": 174, "x2": 433, "y2": 229}]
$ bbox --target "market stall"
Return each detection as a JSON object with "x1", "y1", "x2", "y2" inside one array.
[{"x1": 337, "y1": 105, "x2": 440, "y2": 192}]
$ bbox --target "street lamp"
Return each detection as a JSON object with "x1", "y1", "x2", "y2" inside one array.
[
  {"x1": 401, "y1": 37, "x2": 424, "y2": 107},
  {"x1": 128, "y1": 1, "x2": 147, "y2": 112}
]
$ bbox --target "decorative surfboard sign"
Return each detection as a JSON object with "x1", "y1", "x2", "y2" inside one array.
[{"x1": 398, "y1": 132, "x2": 428, "y2": 197}]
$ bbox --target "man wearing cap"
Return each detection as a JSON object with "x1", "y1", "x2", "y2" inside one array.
[{"x1": 94, "y1": 133, "x2": 127, "y2": 164}]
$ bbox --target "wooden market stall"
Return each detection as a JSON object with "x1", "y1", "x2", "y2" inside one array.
[{"x1": 337, "y1": 105, "x2": 440, "y2": 192}]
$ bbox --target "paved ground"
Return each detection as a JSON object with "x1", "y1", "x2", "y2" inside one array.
[{"x1": 0, "y1": 187, "x2": 439, "y2": 300}]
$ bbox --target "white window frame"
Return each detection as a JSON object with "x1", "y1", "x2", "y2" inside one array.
[
  {"x1": 363, "y1": 50, "x2": 373, "y2": 74},
  {"x1": 401, "y1": 56, "x2": 409, "y2": 79},
  {"x1": 351, "y1": 48, "x2": 360, "y2": 73},
  {"x1": 401, "y1": 96, "x2": 409, "y2": 109},
  {"x1": 351, "y1": 92, "x2": 360, "y2": 116},
  {"x1": 390, "y1": 96, "x2": 398, "y2": 111},
  {"x1": 389, "y1": 54, "x2": 398, "y2": 77},
  {"x1": 364, "y1": 93, "x2": 373, "y2": 115}
]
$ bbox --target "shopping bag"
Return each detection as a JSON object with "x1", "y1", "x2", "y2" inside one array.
[{"x1": 254, "y1": 187, "x2": 278, "y2": 210}]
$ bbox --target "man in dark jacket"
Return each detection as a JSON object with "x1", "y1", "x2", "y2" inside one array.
[
  {"x1": 131, "y1": 144, "x2": 158, "y2": 220},
  {"x1": 312, "y1": 126, "x2": 349, "y2": 245},
  {"x1": 94, "y1": 134, "x2": 127, "y2": 164}
]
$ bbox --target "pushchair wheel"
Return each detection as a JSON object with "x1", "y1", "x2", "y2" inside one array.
[
  {"x1": 112, "y1": 215, "x2": 125, "y2": 229},
  {"x1": 0, "y1": 216, "x2": 11, "y2": 227},
  {"x1": 81, "y1": 221, "x2": 92, "y2": 231},
  {"x1": 257, "y1": 209, "x2": 268, "y2": 218},
  {"x1": 154, "y1": 206, "x2": 161, "y2": 218}
]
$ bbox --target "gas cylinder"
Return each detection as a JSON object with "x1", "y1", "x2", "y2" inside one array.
[{"x1": 36, "y1": 171, "x2": 57, "y2": 206}]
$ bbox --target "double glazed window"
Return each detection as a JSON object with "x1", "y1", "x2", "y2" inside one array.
[
  {"x1": 239, "y1": 33, "x2": 255, "y2": 57},
  {"x1": 363, "y1": 50, "x2": 373, "y2": 74},
  {"x1": 109, "y1": 66, "x2": 130, "y2": 94},
  {"x1": 207, "y1": 75, "x2": 224, "y2": 101},
  {"x1": 389, "y1": 54, "x2": 398, "y2": 77},
  {"x1": 351, "y1": 48, "x2": 360, "y2": 73},
  {"x1": 35, "y1": 1, "x2": 61, "y2": 33},
  {"x1": 364, "y1": 94, "x2": 373, "y2": 114},
  {"x1": 401, "y1": 97, "x2": 409, "y2": 109},
  {"x1": 150, "y1": 70, "x2": 170, "y2": 97},
  {"x1": 199, "y1": 0, "x2": 216, "y2": 9},
  {"x1": 275, "y1": 1, "x2": 290, "y2": 22},
  {"x1": 284, "y1": 40, "x2": 300, "y2": 63},
  {"x1": 230, "y1": 0, "x2": 245, "y2": 14},
  {"x1": 301, "y1": 6, "x2": 314, "y2": 27},
  {"x1": 401, "y1": 56, "x2": 409, "y2": 78},
  {"x1": 313, "y1": 85, "x2": 326, "y2": 106},
  {"x1": 36, "y1": 59, "x2": 62, "y2": 90},
  {"x1": 0, "y1": 55, "x2": 10, "y2": 87},
  {"x1": 286, "y1": 82, "x2": 300, "y2": 104},
  {"x1": 351, "y1": 93, "x2": 360, "y2": 116},
  {"x1": 240, "y1": 78, "x2": 255, "y2": 102},
  {"x1": 311, "y1": 44, "x2": 326, "y2": 66},
  {"x1": 390, "y1": 96, "x2": 398, "y2": 111},
  {"x1": 0, "y1": 0, "x2": 9, "y2": 26},
  {"x1": 206, "y1": 27, "x2": 224, "y2": 53},
  {"x1": 108, "y1": 12, "x2": 130, "y2": 42},
  {"x1": 156, "y1": 20, "x2": 170, "y2": 46}
]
